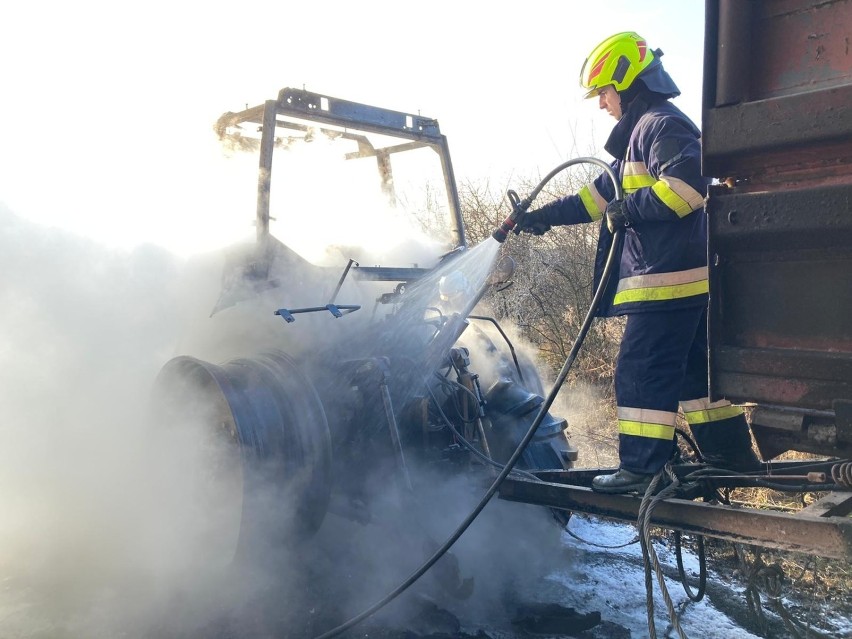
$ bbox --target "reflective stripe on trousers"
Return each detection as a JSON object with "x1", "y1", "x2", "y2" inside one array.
[
  {"x1": 615, "y1": 306, "x2": 707, "y2": 473},
  {"x1": 615, "y1": 306, "x2": 752, "y2": 473}
]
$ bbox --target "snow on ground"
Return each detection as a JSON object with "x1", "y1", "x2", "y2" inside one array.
[
  {"x1": 541, "y1": 515, "x2": 852, "y2": 639},
  {"x1": 548, "y1": 516, "x2": 762, "y2": 638}
]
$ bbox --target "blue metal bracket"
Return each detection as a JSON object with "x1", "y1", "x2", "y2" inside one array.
[
  {"x1": 274, "y1": 308, "x2": 296, "y2": 323},
  {"x1": 274, "y1": 304, "x2": 361, "y2": 323}
]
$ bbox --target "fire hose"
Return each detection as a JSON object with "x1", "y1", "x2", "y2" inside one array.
[{"x1": 313, "y1": 158, "x2": 623, "y2": 639}]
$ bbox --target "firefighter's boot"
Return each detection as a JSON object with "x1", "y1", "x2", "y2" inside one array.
[
  {"x1": 691, "y1": 418, "x2": 762, "y2": 471},
  {"x1": 591, "y1": 468, "x2": 653, "y2": 494}
]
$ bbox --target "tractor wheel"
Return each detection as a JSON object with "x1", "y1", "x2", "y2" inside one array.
[{"x1": 152, "y1": 350, "x2": 332, "y2": 560}]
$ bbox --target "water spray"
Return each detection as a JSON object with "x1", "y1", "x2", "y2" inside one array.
[{"x1": 313, "y1": 157, "x2": 624, "y2": 639}]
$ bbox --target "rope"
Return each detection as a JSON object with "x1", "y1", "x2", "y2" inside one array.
[
  {"x1": 638, "y1": 465, "x2": 689, "y2": 639},
  {"x1": 564, "y1": 516, "x2": 640, "y2": 549},
  {"x1": 664, "y1": 600, "x2": 694, "y2": 639},
  {"x1": 735, "y1": 544, "x2": 779, "y2": 635}
]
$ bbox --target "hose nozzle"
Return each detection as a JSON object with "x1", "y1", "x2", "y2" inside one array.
[
  {"x1": 491, "y1": 218, "x2": 516, "y2": 243},
  {"x1": 492, "y1": 190, "x2": 530, "y2": 244}
]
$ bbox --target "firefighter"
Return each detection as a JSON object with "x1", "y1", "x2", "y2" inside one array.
[{"x1": 516, "y1": 32, "x2": 760, "y2": 493}]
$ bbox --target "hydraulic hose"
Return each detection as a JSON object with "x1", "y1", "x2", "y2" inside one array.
[
  {"x1": 313, "y1": 159, "x2": 624, "y2": 639},
  {"x1": 493, "y1": 156, "x2": 619, "y2": 242}
]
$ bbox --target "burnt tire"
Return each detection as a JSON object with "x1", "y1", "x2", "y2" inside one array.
[{"x1": 152, "y1": 350, "x2": 332, "y2": 559}]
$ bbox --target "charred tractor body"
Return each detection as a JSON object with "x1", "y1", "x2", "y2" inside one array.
[{"x1": 153, "y1": 88, "x2": 576, "y2": 553}]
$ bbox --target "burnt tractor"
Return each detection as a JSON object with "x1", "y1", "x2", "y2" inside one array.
[{"x1": 152, "y1": 88, "x2": 575, "y2": 557}]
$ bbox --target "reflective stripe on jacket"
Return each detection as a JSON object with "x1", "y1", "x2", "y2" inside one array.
[{"x1": 539, "y1": 101, "x2": 710, "y2": 317}]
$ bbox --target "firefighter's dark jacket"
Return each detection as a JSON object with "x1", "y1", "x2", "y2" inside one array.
[{"x1": 536, "y1": 95, "x2": 710, "y2": 317}]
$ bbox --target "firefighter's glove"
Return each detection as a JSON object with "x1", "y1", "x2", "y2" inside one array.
[
  {"x1": 516, "y1": 209, "x2": 552, "y2": 236},
  {"x1": 605, "y1": 199, "x2": 630, "y2": 233}
]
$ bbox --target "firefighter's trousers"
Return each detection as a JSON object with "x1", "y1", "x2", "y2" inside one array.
[{"x1": 614, "y1": 306, "x2": 755, "y2": 475}]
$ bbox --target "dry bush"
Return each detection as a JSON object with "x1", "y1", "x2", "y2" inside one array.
[{"x1": 460, "y1": 168, "x2": 623, "y2": 384}]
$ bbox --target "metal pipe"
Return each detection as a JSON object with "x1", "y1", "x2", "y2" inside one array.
[
  {"x1": 436, "y1": 135, "x2": 466, "y2": 249},
  {"x1": 469, "y1": 315, "x2": 525, "y2": 384},
  {"x1": 255, "y1": 100, "x2": 278, "y2": 240},
  {"x1": 715, "y1": 0, "x2": 753, "y2": 107}
]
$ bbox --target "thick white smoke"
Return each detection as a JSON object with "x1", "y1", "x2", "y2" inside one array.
[
  {"x1": 0, "y1": 182, "x2": 579, "y2": 638},
  {"x1": 0, "y1": 206, "x2": 191, "y2": 633}
]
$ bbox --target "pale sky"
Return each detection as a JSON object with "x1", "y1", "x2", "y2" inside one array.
[{"x1": 1, "y1": 0, "x2": 706, "y2": 256}]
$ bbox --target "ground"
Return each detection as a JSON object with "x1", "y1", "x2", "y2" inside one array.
[{"x1": 3, "y1": 499, "x2": 850, "y2": 639}]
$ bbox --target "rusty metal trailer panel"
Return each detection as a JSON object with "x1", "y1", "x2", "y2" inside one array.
[{"x1": 702, "y1": 0, "x2": 852, "y2": 459}]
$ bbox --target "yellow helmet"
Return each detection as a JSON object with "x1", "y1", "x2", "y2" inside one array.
[{"x1": 579, "y1": 32, "x2": 657, "y2": 99}]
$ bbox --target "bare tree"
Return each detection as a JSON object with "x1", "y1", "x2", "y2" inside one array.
[{"x1": 460, "y1": 167, "x2": 624, "y2": 390}]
